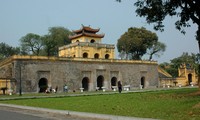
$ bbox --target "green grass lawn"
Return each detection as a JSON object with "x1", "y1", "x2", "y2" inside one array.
[{"x1": 0, "y1": 88, "x2": 200, "y2": 120}]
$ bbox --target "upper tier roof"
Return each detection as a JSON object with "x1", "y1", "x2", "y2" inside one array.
[
  {"x1": 73, "y1": 26, "x2": 100, "y2": 34},
  {"x1": 69, "y1": 32, "x2": 105, "y2": 40},
  {"x1": 69, "y1": 25, "x2": 105, "y2": 40}
]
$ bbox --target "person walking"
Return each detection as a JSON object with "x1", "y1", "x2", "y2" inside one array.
[
  {"x1": 118, "y1": 81, "x2": 122, "y2": 93},
  {"x1": 64, "y1": 84, "x2": 68, "y2": 92}
]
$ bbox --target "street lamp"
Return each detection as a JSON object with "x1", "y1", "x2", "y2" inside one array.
[{"x1": 19, "y1": 63, "x2": 22, "y2": 96}]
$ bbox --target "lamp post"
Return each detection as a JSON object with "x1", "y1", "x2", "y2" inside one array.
[{"x1": 19, "y1": 63, "x2": 22, "y2": 96}]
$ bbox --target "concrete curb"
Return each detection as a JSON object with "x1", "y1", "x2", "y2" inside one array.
[{"x1": 0, "y1": 103, "x2": 157, "y2": 120}]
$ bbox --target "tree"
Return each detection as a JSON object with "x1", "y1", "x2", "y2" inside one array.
[
  {"x1": 0, "y1": 42, "x2": 20, "y2": 59},
  {"x1": 42, "y1": 35, "x2": 57, "y2": 56},
  {"x1": 171, "y1": 52, "x2": 198, "y2": 72},
  {"x1": 147, "y1": 41, "x2": 166, "y2": 60},
  {"x1": 18, "y1": 26, "x2": 72, "y2": 56},
  {"x1": 159, "y1": 62, "x2": 177, "y2": 77},
  {"x1": 117, "y1": 0, "x2": 200, "y2": 87},
  {"x1": 116, "y1": 0, "x2": 200, "y2": 41},
  {"x1": 134, "y1": 1, "x2": 200, "y2": 37},
  {"x1": 134, "y1": 0, "x2": 200, "y2": 88},
  {"x1": 160, "y1": 52, "x2": 198, "y2": 77},
  {"x1": 20, "y1": 33, "x2": 43, "y2": 56},
  {"x1": 117, "y1": 27, "x2": 162, "y2": 60},
  {"x1": 43, "y1": 27, "x2": 72, "y2": 56}
]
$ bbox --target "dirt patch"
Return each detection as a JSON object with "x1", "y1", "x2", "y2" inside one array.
[
  {"x1": 193, "y1": 102, "x2": 200, "y2": 109},
  {"x1": 176, "y1": 90, "x2": 200, "y2": 98},
  {"x1": 188, "y1": 91, "x2": 200, "y2": 97}
]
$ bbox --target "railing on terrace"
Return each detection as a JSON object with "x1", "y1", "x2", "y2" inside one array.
[
  {"x1": 0, "y1": 55, "x2": 157, "y2": 67},
  {"x1": 59, "y1": 42, "x2": 115, "y2": 50}
]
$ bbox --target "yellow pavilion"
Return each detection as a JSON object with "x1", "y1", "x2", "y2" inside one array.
[{"x1": 59, "y1": 26, "x2": 115, "y2": 59}]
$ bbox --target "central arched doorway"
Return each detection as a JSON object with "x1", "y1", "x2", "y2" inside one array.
[
  {"x1": 111, "y1": 77, "x2": 117, "y2": 90},
  {"x1": 141, "y1": 77, "x2": 145, "y2": 88},
  {"x1": 90, "y1": 39, "x2": 95, "y2": 43},
  {"x1": 94, "y1": 53, "x2": 99, "y2": 59},
  {"x1": 105, "y1": 54, "x2": 110, "y2": 59},
  {"x1": 82, "y1": 77, "x2": 89, "y2": 91},
  {"x1": 83, "y1": 52, "x2": 88, "y2": 58},
  {"x1": 188, "y1": 74, "x2": 192, "y2": 85},
  {"x1": 38, "y1": 78, "x2": 48, "y2": 93},
  {"x1": 97, "y1": 75, "x2": 104, "y2": 90}
]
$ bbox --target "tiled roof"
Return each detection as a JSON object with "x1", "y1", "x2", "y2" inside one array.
[
  {"x1": 158, "y1": 66, "x2": 172, "y2": 78},
  {"x1": 73, "y1": 26, "x2": 100, "y2": 33},
  {"x1": 69, "y1": 32, "x2": 104, "y2": 40},
  {"x1": 69, "y1": 25, "x2": 104, "y2": 40}
]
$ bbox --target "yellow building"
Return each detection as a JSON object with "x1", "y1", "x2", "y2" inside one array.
[
  {"x1": 0, "y1": 78, "x2": 13, "y2": 95},
  {"x1": 176, "y1": 63, "x2": 198, "y2": 86},
  {"x1": 59, "y1": 26, "x2": 115, "y2": 59},
  {"x1": 158, "y1": 66, "x2": 174, "y2": 87},
  {"x1": 159, "y1": 63, "x2": 198, "y2": 87}
]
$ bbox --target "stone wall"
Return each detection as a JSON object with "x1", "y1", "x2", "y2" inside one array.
[{"x1": 0, "y1": 56, "x2": 158, "y2": 93}]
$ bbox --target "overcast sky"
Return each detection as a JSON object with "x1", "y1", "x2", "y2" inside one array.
[{"x1": 0, "y1": 0, "x2": 198, "y2": 63}]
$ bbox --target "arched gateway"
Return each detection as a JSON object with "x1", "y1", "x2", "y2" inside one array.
[
  {"x1": 111, "y1": 77, "x2": 117, "y2": 86},
  {"x1": 97, "y1": 75, "x2": 104, "y2": 90},
  {"x1": 141, "y1": 77, "x2": 145, "y2": 88},
  {"x1": 82, "y1": 77, "x2": 89, "y2": 91},
  {"x1": 188, "y1": 74, "x2": 192, "y2": 85},
  {"x1": 38, "y1": 78, "x2": 48, "y2": 93}
]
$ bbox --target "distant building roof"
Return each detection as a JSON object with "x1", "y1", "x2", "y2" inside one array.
[{"x1": 158, "y1": 66, "x2": 172, "y2": 78}]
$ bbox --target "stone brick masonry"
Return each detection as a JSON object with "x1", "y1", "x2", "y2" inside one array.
[{"x1": 0, "y1": 55, "x2": 158, "y2": 93}]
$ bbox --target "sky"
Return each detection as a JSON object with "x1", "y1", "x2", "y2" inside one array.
[{"x1": 0, "y1": 0, "x2": 199, "y2": 63}]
